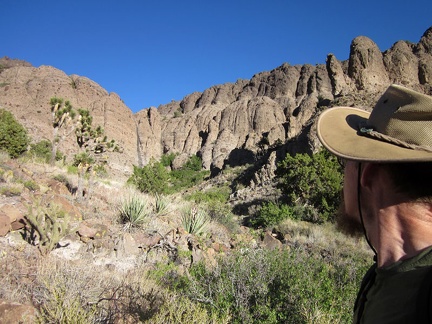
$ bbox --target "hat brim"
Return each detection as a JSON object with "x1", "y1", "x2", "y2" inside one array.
[{"x1": 317, "y1": 107, "x2": 432, "y2": 162}]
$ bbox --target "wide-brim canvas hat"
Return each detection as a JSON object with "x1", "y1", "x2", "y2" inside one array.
[{"x1": 317, "y1": 84, "x2": 432, "y2": 162}]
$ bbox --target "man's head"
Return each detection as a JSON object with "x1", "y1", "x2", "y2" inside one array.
[
  {"x1": 317, "y1": 85, "x2": 432, "y2": 235},
  {"x1": 317, "y1": 84, "x2": 432, "y2": 163}
]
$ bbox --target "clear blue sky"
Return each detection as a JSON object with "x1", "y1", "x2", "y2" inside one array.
[{"x1": 2, "y1": 0, "x2": 431, "y2": 113}]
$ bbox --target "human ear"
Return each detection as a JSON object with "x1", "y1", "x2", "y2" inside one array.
[{"x1": 359, "y1": 163, "x2": 380, "y2": 192}]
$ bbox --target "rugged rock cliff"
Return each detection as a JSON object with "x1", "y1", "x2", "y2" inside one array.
[
  {"x1": 1, "y1": 27, "x2": 431, "y2": 177},
  {"x1": 0, "y1": 59, "x2": 137, "y2": 175}
]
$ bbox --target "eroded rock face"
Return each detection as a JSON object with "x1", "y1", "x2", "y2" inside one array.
[
  {"x1": 139, "y1": 28, "x2": 431, "y2": 172},
  {"x1": 0, "y1": 63, "x2": 137, "y2": 175},
  {"x1": 1, "y1": 27, "x2": 431, "y2": 175}
]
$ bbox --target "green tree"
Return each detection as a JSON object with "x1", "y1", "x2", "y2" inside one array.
[
  {"x1": 0, "y1": 109, "x2": 30, "y2": 158},
  {"x1": 276, "y1": 150, "x2": 343, "y2": 222},
  {"x1": 128, "y1": 159, "x2": 169, "y2": 194},
  {"x1": 50, "y1": 97, "x2": 76, "y2": 165},
  {"x1": 169, "y1": 155, "x2": 207, "y2": 191}
]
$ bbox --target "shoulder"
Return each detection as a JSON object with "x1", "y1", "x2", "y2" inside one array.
[{"x1": 416, "y1": 266, "x2": 432, "y2": 323}]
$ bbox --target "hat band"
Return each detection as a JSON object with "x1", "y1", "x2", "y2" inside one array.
[{"x1": 359, "y1": 127, "x2": 432, "y2": 153}]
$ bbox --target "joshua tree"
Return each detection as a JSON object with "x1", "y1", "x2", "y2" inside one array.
[
  {"x1": 74, "y1": 108, "x2": 120, "y2": 200},
  {"x1": 50, "y1": 97, "x2": 76, "y2": 165}
]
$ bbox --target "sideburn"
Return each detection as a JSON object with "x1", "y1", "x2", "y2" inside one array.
[{"x1": 335, "y1": 200, "x2": 364, "y2": 238}]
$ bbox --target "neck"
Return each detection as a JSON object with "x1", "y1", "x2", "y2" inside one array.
[{"x1": 373, "y1": 202, "x2": 432, "y2": 267}]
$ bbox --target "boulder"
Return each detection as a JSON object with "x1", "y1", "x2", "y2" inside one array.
[{"x1": 0, "y1": 299, "x2": 38, "y2": 324}]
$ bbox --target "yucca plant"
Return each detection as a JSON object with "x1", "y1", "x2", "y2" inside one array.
[
  {"x1": 119, "y1": 195, "x2": 150, "y2": 230},
  {"x1": 154, "y1": 193, "x2": 170, "y2": 216},
  {"x1": 181, "y1": 206, "x2": 209, "y2": 235}
]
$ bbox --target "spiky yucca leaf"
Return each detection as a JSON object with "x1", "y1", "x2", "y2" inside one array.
[
  {"x1": 155, "y1": 193, "x2": 170, "y2": 215},
  {"x1": 181, "y1": 206, "x2": 209, "y2": 235},
  {"x1": 119, "y1": 195, "x2": 150, "y2": 229}
]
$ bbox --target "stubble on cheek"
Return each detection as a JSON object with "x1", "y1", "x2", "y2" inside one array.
[{"x1": 335, "y1": 200, "x2": 364, "y2": 238}]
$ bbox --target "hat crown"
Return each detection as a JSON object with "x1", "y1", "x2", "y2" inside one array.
[{"x1": 367, "y1": 85, "x2": 432, "y2": 147}]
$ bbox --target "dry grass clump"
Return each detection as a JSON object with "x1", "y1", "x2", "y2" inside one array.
[
  {"x1": 276, "y1": 218, "x2": 372, "y2": 259},
  {"x1": 0, "y1": 235, "x2": 40, "y2": 304},
  {"x1": 25, "y1": 257, "x2": 157, "y2": 322},
  {"x1": 25, "y1": 256, "x2": 225, "y2": 323}
]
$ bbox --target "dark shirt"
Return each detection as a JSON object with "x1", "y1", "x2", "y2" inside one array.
[{"x1": 354, "y1": 247, "x2": 432, "y2": 323}]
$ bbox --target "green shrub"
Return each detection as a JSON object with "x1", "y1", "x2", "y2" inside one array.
[
  {"x1": 53, "y1": 174, "x2": 70, "y2": 185},
  {"x1": 186, "y1": 186, "x2": 230, "y2": 204},
  {"x1": 129, "y1": 155, "x2": 208, "y2": 195},
  {"x1": 28, "y1": 139, "x2": 62, "y2": 163},
  {"x1": 66, "y1": 165, "x2": 78, "y2": 174},
  {"x1": 252, "y1": 202, "x2": 322, "y2": 228},
  {"x1": 23, "y1": 180, "x2": 39, "y2": 191},
  {"x1": 92, "y1": 164, "x2": 108, "y2": 177},
  {"x1": 251, "y1": 202, "x2": 292, "y2": 228},
  {"x1": 128, "y1": 159, "x2": 169, "y2": 194},
  {"x1": 0, "y1": 185, "x2": 22, "y2": 196},
  {"x1": 118, "y1": 195, "x2": 151, "y2": 229},
  {"x1": 37, "y1": 286, "x2": 96, "y2": 323},
  {"x1": 160, "y1": 152, "x2": 177, "y2": 167},
  {"x1": 0, "y1": 109, "x2": 30, "y2": 158},
  {"x1": 72, "y1": 152, "x2": 94, "y2": 168},
  {"x1": 150, "y1": 293, "x2": 217, "y2": 323},
  {"x1": 178, "y1": 248, "x2": 369, "y2": 324},
  {"x1": 34, "y1": 261, "x2": 99, "y2": 323},
  {"x1": 206, "y1": 200, "x2": 239, "y2": 233},
  {"x1": 169, "y1": 155, "x2": 208, "y2": 192},
  {"x1": 276, "y1": 150, "x2": 343, "y2": 223},
  {"x1": 186, "y1": 187, "x2": 238, "y2": 232}
]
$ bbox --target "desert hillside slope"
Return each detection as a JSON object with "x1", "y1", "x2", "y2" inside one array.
[{"x1": 0, "y1": 27, "x2": 431, "y2": 323}]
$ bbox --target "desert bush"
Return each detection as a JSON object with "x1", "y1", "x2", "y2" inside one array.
[
  {"x1": 206, "y1": 200, "x2": 239, "y2": 233},
  {"x1": 186, "y1": 186, "x2": 231, "y2": 204},
  {"x1": 128, "y1": 159, "x2": 169, "y2": 194},
  {"x1": 28, "y1": 139, "x2": 62, "y2": 163},
  {"x1": 36, "y1": 283, "x2": 96, "y2": 323},
  {"x1": 185, "y1": 186, "x2": 238, "y2": 231},
  {"x1": 251, "y1": 202, "x2": 292, "y2": 228},
  {"x1": 276, "y1": 150, "x2": 343, "y2": 223},
  {"x1": 31, "y1": 259, "x2": 176, "y2": 323},
  {"x1": 66, "y1": 165, "x2": 79, "y2": 174},
  {"x1": 72, "y1": 151, "x2": 94, "y2": 168},
  {"x1": 0, "y1": 185, "x2": 22, "y2": 196},
  {"x1": 169, "y1": 155, "x2": 209, "y2": 192},
  {"x1": 0, "y1": 109, "x2": 30, "y2": 158},
  {"x1": 129, "y1": 155, "x2": 209, "y2": 195},
  {"x1": 177, "y1": 247, "x2": 369, "y2": 324},
  {"x1": 160, "y1": 152, "x2": 177, "y2": 168},
  {"x1": 53, "y1": 173, "x2": 71, "y2": 185},
  {"x1": 181, "y1": 206, "x2": 210, "y2": 235},
  {"x1": 252, "y1": 202, "x2": 321, "y2": 228},
  {"x1": 22, "y1": 179, "x2": 39, "y2": 191},
  {"x1": 149, "y1": 292, "x2": 220, "y2": 324},
  {"x1": 118, "y1": 194, "x2": 151, "y2": 230}
]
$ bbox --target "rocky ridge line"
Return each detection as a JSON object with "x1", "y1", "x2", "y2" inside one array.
[{"x1": 0, "y1": 27, "x2": 431, "y2": 177}]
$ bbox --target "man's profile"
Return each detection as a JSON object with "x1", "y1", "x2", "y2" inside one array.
[{"x1": 317, "y1": 84, "x2": 432, "y2": 323}]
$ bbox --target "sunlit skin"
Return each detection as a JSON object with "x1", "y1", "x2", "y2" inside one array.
[{"x1": 337, "y1": 161, "x2": 432, "y2": 268}]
